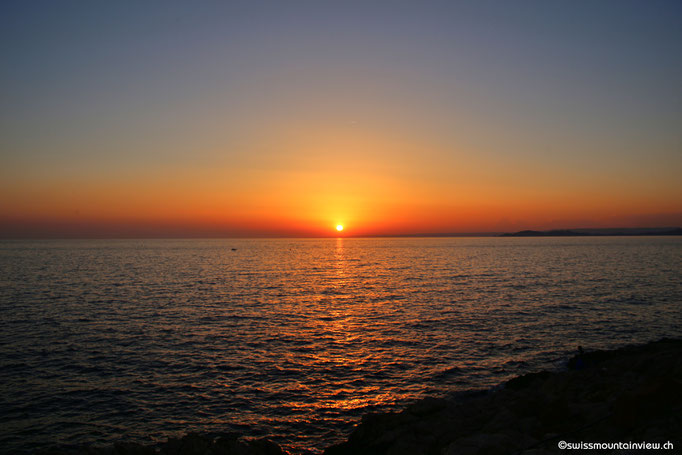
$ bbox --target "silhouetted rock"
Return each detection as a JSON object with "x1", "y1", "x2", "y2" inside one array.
[
  {"x1": 39, "y1": 433, "x2": 285, "y2": 455},
  {"x1": 325, "y1": 338, "x2": 682, "y2": 455},
  {"x1": 505, "y1": 370, "x2": 551, "y2": 389},
  {"x1": 38, "y1": 340, "x2": 682, "y2": 455}
]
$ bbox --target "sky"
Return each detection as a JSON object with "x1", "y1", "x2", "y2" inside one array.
[{"x1": 1, "y1": 0, "x2": 681, "y2": 237}]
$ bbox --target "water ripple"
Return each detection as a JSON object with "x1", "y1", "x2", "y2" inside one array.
[{"x1": 1, "y1": 237, "x2": 681, "y2": 453}]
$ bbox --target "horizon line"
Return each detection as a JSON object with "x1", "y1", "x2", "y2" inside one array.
[{"x1": 1, "y1": 226, "x2": 681, "y2": 241}]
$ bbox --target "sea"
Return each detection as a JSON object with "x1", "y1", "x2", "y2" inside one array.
[{"x1": 1, "y1": 237, "x2": 681, "y2": 453}]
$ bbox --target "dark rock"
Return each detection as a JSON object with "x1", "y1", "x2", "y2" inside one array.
[
  {"x1": 38, "y1": 339, "x2": 682, "y2": 455},
  {"x1": 325, "y1": 338, "x2": 682, "y2": 455},
  {"x1": 505, "y1": 371, "x2": 551, "y2": 390},
  {"x1": 405, "y1": 397, "x2": 448, "y2": 416},
  {"x1": 243, "y1": 438, "x2": 285, "y2": 455},
  {"x1": 112, "y1": 442, "x2": 156, "y2": 455}
]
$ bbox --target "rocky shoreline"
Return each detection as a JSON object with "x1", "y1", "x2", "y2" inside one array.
[
  {"x1": 40, "y1": 338, "x2": 681, "y2": 455},
  {"x1": 326, "y1": 338, "x2": 681, "y2": 454}
]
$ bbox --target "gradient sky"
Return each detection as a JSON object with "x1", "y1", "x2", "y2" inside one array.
[{"x1": 1, "y1": 0, "x2": 681, "y2": 237}]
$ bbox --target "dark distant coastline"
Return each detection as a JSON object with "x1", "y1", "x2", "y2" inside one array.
[
  {"x1": 40, "y1": 338, "x2": 682, "y2": 455},
  {"x1": 501, "y1": 227, "x2": 682, "y2": 237}
]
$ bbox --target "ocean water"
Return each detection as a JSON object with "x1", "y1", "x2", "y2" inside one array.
[{"x1": 1, "y1": 237, "x2": 681, "y2": 453}]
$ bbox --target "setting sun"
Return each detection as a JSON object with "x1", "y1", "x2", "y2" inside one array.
[{"x1": 1, "y1": 3, "x2": 681, "y2": 455}]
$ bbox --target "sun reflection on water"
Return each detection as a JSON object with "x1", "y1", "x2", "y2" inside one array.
[{"x1": 3, "y1": 237, "x2": 681, "y2": 454}]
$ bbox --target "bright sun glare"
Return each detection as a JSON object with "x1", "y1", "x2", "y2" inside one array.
[{"x1": 336, "y1": 225, "x2": 344, "y2": 232}]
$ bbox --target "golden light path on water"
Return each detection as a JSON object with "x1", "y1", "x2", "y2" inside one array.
[{"x1": 1, "y1": 237, "x2": 681, "y2": 453}]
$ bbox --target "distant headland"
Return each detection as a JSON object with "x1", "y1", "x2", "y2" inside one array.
[{"x1": 501, "y1": 227, "x2": 682, "y2": 237}]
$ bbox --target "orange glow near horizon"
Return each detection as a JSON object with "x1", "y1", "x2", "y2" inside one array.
[
  {"x1": 1, "y1": 3, "x2": 681, "y2": 238},
  {"x1": 2, "y1": 112, "x2": 681, "y2": 238},
  {"x1": 1, "y1": 155, "x2": 682, "y2": 238},
  {"x1": 2, "y1": 74, "x2": 681, "y2": 238}
]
